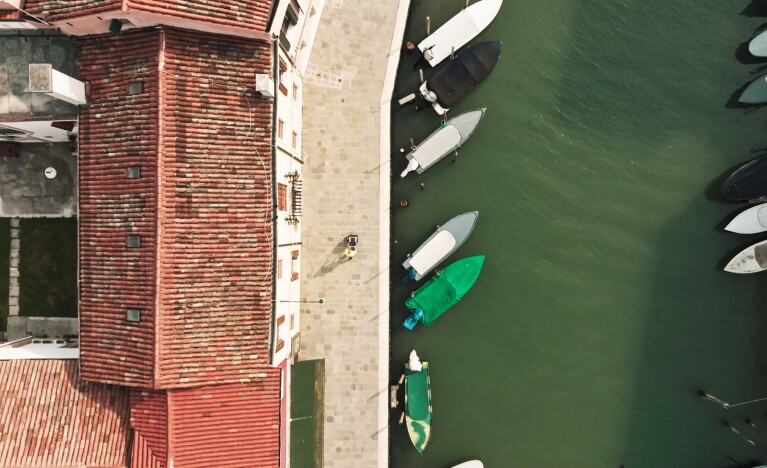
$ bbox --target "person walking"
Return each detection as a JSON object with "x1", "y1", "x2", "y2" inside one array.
[{"x1": 343, "y1": 246, "x2": 356, "y2": 260}]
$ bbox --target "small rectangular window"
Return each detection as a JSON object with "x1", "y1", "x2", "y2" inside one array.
[
  {"x1": 126, "y1": 235, "x2": 140, "y2": 248},
  {"x1": 277, "y1": 259, "x2": 283, "y2": 279},
  {"x1": 125, "y1": 166, "x2": 141, "y2": 179},
  {"x1": 292, "y1": 83, "x2": 299, "y2": 101},
  {"x1": 290, "y1": 314, "x2": 295, "y2": 330},
  {"x1": 278, "y1": 119, "x2": 285, "y2": 140},
  {"x1": 277, "y1": 183, "x2": 287, "y2": 211},
  {"x1": 127, "y1": 81, "x2": 143, "y2": 95},
  {"x1": 126, "y1": 308, "x2": 141, "y2": 322},
  {"x1": 292, "y1": 131, "x2": 298, "y2": 149}
]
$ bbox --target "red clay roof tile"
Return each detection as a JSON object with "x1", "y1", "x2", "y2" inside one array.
[
  {"x1": 77, "y1": 28, "x2": 274, "y2": 389},
  {"x1": 24, "y1": 0, "x2": 272, "y2": 31},
  {"x1": 0, "y1": 360, "x2": 130, "y2": 468}
]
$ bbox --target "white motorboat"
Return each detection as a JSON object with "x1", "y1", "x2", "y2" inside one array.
[
  {"x1": 725, "y1": 203, "x2": 767, "y2": 234},
  {"x1": 403, "y1": 211, "x2": 478, "y2": 281},
  {"x1": 451, "y1": 462, "x2": 484, "y2": 468},
  {"x1": 750, "y1": 30, "x2": 767, "y2": 57},
  {"x1": 724, "y1": 239, "x2": 767, "y2": 273},
  {"x1": 418, "y1": 0, "x2": 503, "y2": 67},
  {"x1": 401, "y1": 108, "x2": 486, "y2": 177}
]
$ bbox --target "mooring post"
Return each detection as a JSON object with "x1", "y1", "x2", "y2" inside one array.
[{"x1": 426, "y1": 16, "x2": 430, "y2": 35}]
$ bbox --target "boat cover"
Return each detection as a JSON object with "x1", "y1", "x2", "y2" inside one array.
[
  {"x1": 426, "y1": 41, "x2": 501, "y2": 109},
  {"x1": 408, "y1": 231, "x2": 457, "y2": 275},
  {"x1": 405, "y1": 255, "x2": 485, "y2": 326},
  {"x1": 412, "y1": 125, "x2": 462, "y2": 168},
  {"x1": 721, "y1": 154, "x2": 767, "y2": 201},
  {"x1": 751, "y1": 30, "x2": 767, "y2": 57},
  {"x1": 756, "y1": 243, "x2": 767, "y2": 268},
  {"x1": 405, "y1": 362, "x2": 431, "y2": 453}
]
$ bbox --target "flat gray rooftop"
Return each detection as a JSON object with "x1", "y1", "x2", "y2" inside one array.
[
  {"x1": 0, "y1": 32, "x2": 78, "y2": 118},
  {"x1": 0, "y1": 143, "x2": 77, "y2": 217}
]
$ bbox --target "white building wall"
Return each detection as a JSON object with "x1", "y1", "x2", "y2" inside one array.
[
  {"x1": 272, "y1": 46, "x2": 304, "y2": 366},
  {"x1": 268, "y1": 0, "x2": 325, "y2": 76}
]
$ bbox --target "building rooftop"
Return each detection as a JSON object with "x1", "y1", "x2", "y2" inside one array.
[
  {"x1": 76, "y1": 28, "x2": 275, "y2": 389},
  {"x1": 0, "y1": 359, "x2": 130, "y2": 468}
]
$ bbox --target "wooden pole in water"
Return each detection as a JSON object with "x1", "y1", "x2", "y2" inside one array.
[
  {"x1": 399, "y1": 411, "x2": 405, "y2": 425},
  {"x1": 465, "y1": 0, "x2": 470, "y2": 9},
  {"x1": 426, "y1": 17, "x2": 430, "y2": 35},
  {"x1": 398, "y1": 373, "x2": 405, "y2": 384}
]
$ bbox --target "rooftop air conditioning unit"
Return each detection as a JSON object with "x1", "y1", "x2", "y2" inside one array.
[
  {"x1": 29, "y1": 64, "x2": 87, "y2": 105},
  {"x1": 255, "y1": 73, "x2": 275, "y2": 98}
]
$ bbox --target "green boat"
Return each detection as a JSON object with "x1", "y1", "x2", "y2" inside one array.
[
  {"x1": 403, "y1": 255, "x2": 485, "y2": 329},
  {"x1": 405, "y1": 351, "x2": 432, "y2": 454}
]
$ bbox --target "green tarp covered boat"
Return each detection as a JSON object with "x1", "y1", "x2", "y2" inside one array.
[
  {"x1": 404, "y1": 255, "x2": 485, "y2": 329},
  {"x1": 405, "y1": 351, "x2": 432, "y2": 454}
]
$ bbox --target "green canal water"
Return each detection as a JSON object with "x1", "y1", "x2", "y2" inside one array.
[{"x1": 390, "y1": 1, "x2": 767, "y2": 467}]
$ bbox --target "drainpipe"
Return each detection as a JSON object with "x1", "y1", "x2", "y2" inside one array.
[{"x1": 268, "y1": 36, "x2": 280, "y2": 365}]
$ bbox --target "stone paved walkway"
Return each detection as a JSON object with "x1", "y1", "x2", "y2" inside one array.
[{"x1": 300, "y1": 0, "x2": 409, "y2": 466}]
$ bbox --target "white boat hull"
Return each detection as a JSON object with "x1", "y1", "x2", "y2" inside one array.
[
  {"x1": 403, "y1": 211, "x2": 479, "y2": 280},
  {"x1": 418, "y1": 0, "x2": 503, "y2": 67},
  {"x1": 724, "y1": 239, "x2": 767, "y2": 273},
  {"x1": 725, "y1": 203, "x2": 767, "y2": 234},
  {"x1": 452, "y1": 462, "x2": 484, "y2": 468},
  {"x1": 750, "y1": 30, "x2": 767, "y2": 57}
]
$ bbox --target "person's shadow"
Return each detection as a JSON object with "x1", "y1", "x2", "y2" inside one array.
[{"x1": 312, "y1": 238, "x2": 350, "y2": 277}]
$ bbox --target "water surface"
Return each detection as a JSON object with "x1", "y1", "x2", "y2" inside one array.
[{"x1": 390, "y1": 1, "x2": 767, "y2": 466}]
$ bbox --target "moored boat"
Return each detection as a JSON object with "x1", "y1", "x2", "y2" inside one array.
[
  {"x1": 739, "y1": 74, "x2": 767, "y2": 104},
  {"x1": 750, "y1": 30, "x2": 767, "y2": 57},
  {"x1": 418, "y1": 0, "x2": 503, "y2": 67},
  {"x1": 721, "y1": 154, "x2": 767, "y2": 202},
  {"x1": 418, "y1": 41, "x2": 502, "y2": 115},
  {"x1": 725, "y1": 203, "x2": 767, "y2": 234},
  {"x1": 402, "y1": 211, "x2": 479, "y2": 281},
  {"x1": 403, "y1": 255, "x2": 485, "y2": 329},
  {"x1": 451, "y1": 461, "x2": 484, "y2": 468},
  {"x1": 404, "y1": 350, "x2": 432, "y2": 454},
  {"x1": 724, "y1": 239, "x2": 767, "y2": 273},
  {"x1": 401, "y1": 109, "x2": 486, "y2": 178}
]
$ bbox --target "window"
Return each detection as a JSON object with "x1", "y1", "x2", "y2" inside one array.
[
  {"x1": 291, "y1": 131, "x2": 298, "y2": 149},
  {"x1": 290, "y1": 313, "x2": 295, "y2": 330},
  {"x1": 126, "y1": 235, "x2": 140, "y2": 248},
  {"x1": 291, "y1": 249, "x2": 299, "y2": 281},
  {"x1": 277, "y1": 183, "x2": 287, "y2": 211},
  {"x1": 125, "y1": 166, "x2": 141, "y2": 179},
  {"x1": 277, "y1": 315, "x2": 286, "y2": 325},
  {"x1": 277, "y1": 259, "x2": 283, "y2": 279},
  {"x1": 127, "y1": 81, "x2": 143, "y2": 95},
  {"x1": 126, "y1": 308, "x2": 141, "y2": 322},
  {"x1": 292, "y1": 83, "x2": 299, "y2": 101},
  {"x1": 275, "y1": 339, "x2": 285, "y2": 352},
  {"x1": 278, "y1": 119, "x2": 285, "y2": 140}
]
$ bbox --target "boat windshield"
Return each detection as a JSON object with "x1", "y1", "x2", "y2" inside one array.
[{"x1": 409, "y1": 231, "x2": 457, "y2": 274}]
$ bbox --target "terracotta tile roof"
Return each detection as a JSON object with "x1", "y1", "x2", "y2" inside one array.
[
  {"x1": 77, "y1": 28, "x2": 274, "y2": 389},
  {"x1": 0, "y1": 360, "x2": 130, "y2": 468},
  {"x1": 78, "y1": 29, "x2": 161, "y2": 389},
  {"x1": 24, "y1": 0, "x2": 272, "y2": 31},
  {"x1": 166, "y1": 372, "x2": 281, "y2": 468},
  {"x1": 24, "y1": 0, "x2": 123, "y2": 19},
  {"x1": 127, "y1": 370, "x2": 281, "y2": 468},
  {"x1": 155, "y1": 28, "x2": 274, "y2": 389},
  {"x1": 130, "y1": 390, "x2": 167, "y2": 468}
]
